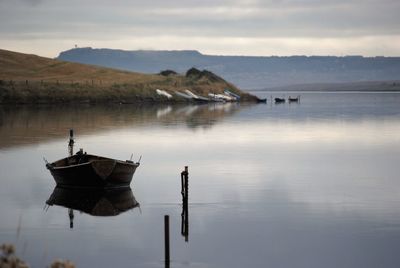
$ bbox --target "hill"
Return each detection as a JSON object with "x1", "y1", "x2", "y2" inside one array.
[
  {"x1": 58, "y1": 47, "x2": 400, "y2": 89},
  {"x1": 0, "y1": 49, "x2": 256, "y2": 104}
]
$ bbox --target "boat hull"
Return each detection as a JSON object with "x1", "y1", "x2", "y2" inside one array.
[
  {"x1": 47, "y1": 154, "x2": 139, "y2": 188},
  {"x1": 274, "y1": 98, "x2": 286, "y2": 103}
]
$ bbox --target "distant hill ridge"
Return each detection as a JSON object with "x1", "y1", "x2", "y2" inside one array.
[
  {"x1": 58, "y1": 47, "x2": 400, "y2": 89},
  {"x1": 0, "y1": 49, "x2": 257, "y2": 103}
]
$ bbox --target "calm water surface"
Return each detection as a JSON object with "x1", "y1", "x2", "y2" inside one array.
[{"x1": 1, "y1": 92, "x2": 400, "y2": 268}]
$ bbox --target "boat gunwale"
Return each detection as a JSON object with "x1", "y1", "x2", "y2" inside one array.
[{"x1": 48, "y1": 154, "x2": 139, "y2": 171}]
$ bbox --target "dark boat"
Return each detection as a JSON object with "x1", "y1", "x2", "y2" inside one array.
[
  {"x1": 274, "y1": 97, "x2": 286, "y2": 103},
  {"x1": 46, "y1": 150, "x2": 140, "y2": 188},
  {"x1": 46, "y1": 186, "x2": 139, "y2": 216},
  {"x1": 288, "y1": 96, "x2": 300, "y2": 102},
  {"x1": 257, "y1": 98, "x2": 267, "y2": 103}
]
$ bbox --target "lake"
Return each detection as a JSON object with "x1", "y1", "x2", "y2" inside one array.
[{"x1": 1, "y1": 92, "x2": 400, "y2": 268}]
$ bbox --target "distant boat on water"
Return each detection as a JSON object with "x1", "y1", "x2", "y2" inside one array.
[
  {"x1": 288, "y1": 96, "x2": 300, "y2": 103},
  {"x1": 274, "y1": 97, "x2": 286, "y2": 103}
]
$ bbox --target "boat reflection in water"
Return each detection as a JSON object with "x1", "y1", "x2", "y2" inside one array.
[{"x1": 46, "y1": 187, "x2": 139, "y2": 228}]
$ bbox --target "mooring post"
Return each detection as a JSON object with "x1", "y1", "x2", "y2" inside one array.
[
  {"x1": 184, "y1": 166, "x2": 188, "y2": 200},
  {"x1": 181, "y1": 166, "x2": 189, "y2": 198},
  {"x1": 68, "y1": 129, "x2": 74, "y2": 156},
  {"x1": 180, "y1": 166, "x2": 189, "y2": 242},
  {"x1": 164, "y1": 215, "x2": 170, "y2": 268}
]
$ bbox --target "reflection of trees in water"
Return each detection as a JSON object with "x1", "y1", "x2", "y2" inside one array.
[{"x1": 0, "y1": 103, "x2": 246, "y2": 148}]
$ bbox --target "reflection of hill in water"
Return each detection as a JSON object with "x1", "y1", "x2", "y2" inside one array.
[{"x1": 0, "y1": 103, "x2": 244, "y2": 149}]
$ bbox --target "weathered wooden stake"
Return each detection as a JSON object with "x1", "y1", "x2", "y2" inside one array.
[
  {"x1": 164, "y1": 215, "x2": 170, "y2": 267},
  {"x1": 180, "y1": 166, "x2": 189, "y2": 242},
  {"x1": 181, "y1": 166, "x2": 189, "y2": 198}
]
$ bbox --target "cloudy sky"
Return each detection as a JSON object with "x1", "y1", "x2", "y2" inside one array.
[{"x1": 1, "y1": 0, "x2": 399, "y2": 57}]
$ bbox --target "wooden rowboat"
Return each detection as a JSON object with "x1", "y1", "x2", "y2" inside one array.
[{"x1": 46, "y1": 151, "x2": 140, "y2": 188}]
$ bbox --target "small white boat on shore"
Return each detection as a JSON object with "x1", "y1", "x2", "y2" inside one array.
[
  {"x1": 224, "y1": 89, "x2": 240, "y2": 101},
  {"x1": 175, "y1": 91, "x2": 193, "y2": 99},
  {"x1": 156, "y1": 89, "x2": 173, "y2": 99},
  {"x1": 185, "y1": 90, "x2": 209, "y2": 102},
  {"x1": 208, "y1": 93, "x2": 235, "y2": 102}
]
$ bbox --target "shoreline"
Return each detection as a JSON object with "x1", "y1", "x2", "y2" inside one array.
[{"x1": 0, "y1": 81, "x2": 261, "y2": 104}]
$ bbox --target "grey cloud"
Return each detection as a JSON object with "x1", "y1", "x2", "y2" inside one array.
[
  {"x1": 0, "y1": 0, "x2": 399, "y2": 56},
  {"x1": 2, "y1": 0, "x2": 398, "y2": 38}
]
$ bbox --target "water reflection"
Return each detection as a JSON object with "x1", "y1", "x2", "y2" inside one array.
[
  {"x1": 46, "y1": 187, "x2": 139, "y2": 228},
  {"x1": 1, "y1": 92, "x2": 399, "y2": 267},
  {"x1": 0, "y1": 103, "x2": 243, "y2": 149}
]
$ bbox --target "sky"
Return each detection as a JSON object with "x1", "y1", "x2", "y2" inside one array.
[{"x1": 0, "y1": 0, "x2": 400, "y2": 57}]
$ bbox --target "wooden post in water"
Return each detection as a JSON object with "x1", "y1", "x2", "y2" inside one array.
[
  {"x1": 181, "y1": 166, "x2": 189, "y2": 198},
  {"x1": 164, "y1": 215, "x2": 170, "y2": 268},
  {"x1": 181, "y1": 166, "x2": 189, "y2": 242},
  {"x1": 68, "y1": 129, "x2": 74, "y2": 156}
]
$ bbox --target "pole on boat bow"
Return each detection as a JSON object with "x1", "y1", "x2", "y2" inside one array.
[{"x1": 68, "y1": 129, "x2": 74, "y2": 156}]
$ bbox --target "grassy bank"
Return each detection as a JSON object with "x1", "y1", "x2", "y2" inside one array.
[{"x1": 0, "y1": 49, "x2": 257, "y2": 104}]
